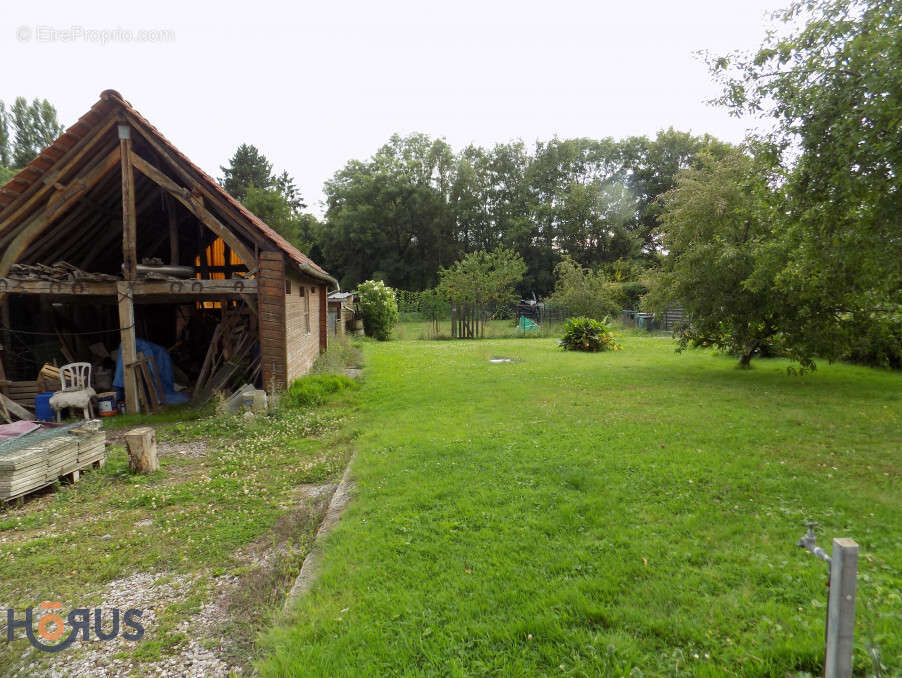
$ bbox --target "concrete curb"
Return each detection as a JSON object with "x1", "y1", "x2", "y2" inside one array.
[{"x1": 284, "y1": 454, "x2": 356, "y2": 608}]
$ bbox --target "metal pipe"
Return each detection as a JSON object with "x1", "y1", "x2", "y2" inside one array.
[
  {"x1": 135, "y1": 264, "x2": 195, "y2": 278},
  {"x1": 798, "y1": 521, "x2": 832, "y2": 564},
  {"x1": 298, "y1": 262, "x2": 338, "y2": 290}
]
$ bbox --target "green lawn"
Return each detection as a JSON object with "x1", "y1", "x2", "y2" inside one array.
[{"x1": 258, "y1": 332, "x2": 902, "y2": 677}]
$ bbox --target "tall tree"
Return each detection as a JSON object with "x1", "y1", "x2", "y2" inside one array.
[
  {"x1": 219, "y1": 144, "x2": 273, "y2": 201},
  {"x1": 320, "y1": 134, "x2": 459, "y2": 290},
  {"x1": 622, "y1": 129, "x2": 732, "y2": 256},
  {"x1": 646, "y1": 149, "x2": 789, "y2": 367},
  {"x1": 5, "y1": 97, "x2": 63, "y2": 169},
  {"x1": 709, "y1": 0, "x2": 902, "y2": 360},
  {"x1": 0, "y1": 101, "x2": 10, "y2": 169},
  {"x1": 273, "y1": 170, "x2": 307, "y2": 212},
  {"x1": 524, "y1": 137, "x2": 637, "y2": 291}
]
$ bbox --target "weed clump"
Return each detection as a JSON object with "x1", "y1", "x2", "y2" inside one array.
[{"x1": 287, "y1": 374, "x2": 360, "y2": 407}]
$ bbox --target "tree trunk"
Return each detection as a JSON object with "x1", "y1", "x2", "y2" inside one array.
[
  {"x1": 738, "y1": 348, "x2": 755, "y2": 369},
  {"x1": 125, "y1": 427, "x2": 159, "y2": 474}
]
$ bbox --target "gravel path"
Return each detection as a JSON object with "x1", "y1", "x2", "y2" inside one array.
[{"x1": 13, "y1": 571, "x2": 239, "y2": 678}]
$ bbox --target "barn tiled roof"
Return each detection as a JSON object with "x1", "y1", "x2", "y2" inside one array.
[{"x1": 0, "y1": 90, "x2": 335, "y2": 285}]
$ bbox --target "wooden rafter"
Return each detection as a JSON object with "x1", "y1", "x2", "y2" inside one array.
[
  {"x1": 0, "y1": 146, "x2": 121, "y2": 282},
  {"x1": 23, "y1": 169, "x2": 122, "y2": 263},
  {"x1": 124, "y1": 113, "x2": 268, "y2": 252},
  {"x1": 128, "y1": 150, "x2": 256, "y2": 269},
  {"x1": 0, "y1": 112, "x2": 119, "y2": 244}
]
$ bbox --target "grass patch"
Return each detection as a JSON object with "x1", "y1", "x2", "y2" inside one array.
[
  {"x1": 287, "y1": 374, "x2": 360, "y2": 407},
  {"x1": 312, "y1": 334, "x2": 364, "y2": 375},
  {"x1": 100, "y1": 401, "x2": 214, "y2": 430},
  {"x1": 0, "y1": 385, "x2": 359, "y2": 674},
  {"x1": 257, "y1": 331, "x2": 901, "y2": 677}
]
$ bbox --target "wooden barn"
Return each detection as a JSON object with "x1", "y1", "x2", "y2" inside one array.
[{"x1": 0, "y1": 90, "x2": 336, "y2": 415}]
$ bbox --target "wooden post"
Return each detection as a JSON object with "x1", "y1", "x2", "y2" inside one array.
[
  {"x1": 165, "y1": 194, "x2": 179, "y2": 266},
  {"x1": 117, "y1": 281, "x2": 140, "y2": 413},
  {"x1": 825, "y1": 539, "x2": 858, "y2": 678},
  {"x1": 119, "y1": 124, "x2": 138, "y2": 281},
  {"x1": 125, "y1": 427, "x2": 159, "y2": 474}
]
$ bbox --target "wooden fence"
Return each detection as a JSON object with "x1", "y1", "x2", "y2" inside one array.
[{"x1": 450, "y1": 303, "x2": 488, "y2": 339}]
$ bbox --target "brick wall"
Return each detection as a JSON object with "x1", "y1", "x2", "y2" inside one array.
[
  {"x1": 285, "y1": 271, "x2": 327, "y2": 382},
  {"x1": 257, "y1": 252, "x2": 329, "y2": 388}
]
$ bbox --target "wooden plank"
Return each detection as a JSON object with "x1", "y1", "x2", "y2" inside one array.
[
  {"x1": 137, "y1": 357, "x2": 159, "y2": 412},
  {"x1": 131, "y1": 364, "x2": 149, "y2": 413},
  {"x1": 0, "y1": 393, "x2": 32, "y2": 420},
  {"x1": 117, "y1": 281, "x2": 139, "y2": 413},
  {"x1": 119, "y1": 125, "x2": 138, "y2": 281},
  {"x1": 0, "y1": 147, "x2": 122, "y2": 282},
  {"x1": 131, "y1": 279, "x2": 257, "y2": 296},
  {"x1": 193, "y1": 324, "x2": 222, "y2": 397},
  {"x1": 0, "y1": 279, "x2": 117, "y2": 296},
  {"x1": 147, "y1": 354, "x2": 166, "y2": 406},
  {"x1": 0, "y1": 278, "x2": 256, "y2": 298}
]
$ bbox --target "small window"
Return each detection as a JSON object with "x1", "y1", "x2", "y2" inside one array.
[
  {"x1": 285, "y1": 280, "x2": 291, "y2": 295},
  {"x1": 299, "y1": 286, "x2": 305, "y2": 297}
]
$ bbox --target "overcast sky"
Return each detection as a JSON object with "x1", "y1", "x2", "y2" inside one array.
[{"x1": 1, "y1": 0, "x2": 787, "y2": 216}]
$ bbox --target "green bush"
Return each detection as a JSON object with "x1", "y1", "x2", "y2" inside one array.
[
  {"x1": 560, "y1": 316, "x2": 621, "y2": 352},
  {"x1": 844, "y1": 315, "x2": 902, "y2": 369},
  {"x1": 358, "y1": 280, "x2": 400, "y2": 341},
  {"x1": 287, "y1": 374, "x2": 360, "y2": 407}
]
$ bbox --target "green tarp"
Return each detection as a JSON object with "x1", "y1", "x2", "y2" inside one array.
[{"x1": 518, "y1": 316, "x2": 539, "y2": 334}]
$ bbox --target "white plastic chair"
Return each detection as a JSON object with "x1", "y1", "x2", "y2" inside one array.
[{"x1": 49, "y1": 362, "x2": 96, "y2": 421}]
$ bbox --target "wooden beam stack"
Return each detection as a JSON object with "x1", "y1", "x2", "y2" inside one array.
[{"x1": 0, "y1": 425, "x2": 107, "y2": 501}]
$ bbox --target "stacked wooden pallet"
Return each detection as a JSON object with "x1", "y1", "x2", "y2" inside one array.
[
  {"x1": 75, "y1": 431, "x2": 106, "y2": 467},
  {"x1": 0, "y1": 444, "x2": 48, "y2": 499},
  {"x1": 0, "y1": 425, "x2": 107, "y2": 500},
  {"x1": 46, "y1": 436, "x2": 79, "y2": 478}
]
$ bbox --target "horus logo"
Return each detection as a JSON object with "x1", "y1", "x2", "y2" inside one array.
[{"x1": 6, "y1": 602, "x2": 144, "y2": 652}]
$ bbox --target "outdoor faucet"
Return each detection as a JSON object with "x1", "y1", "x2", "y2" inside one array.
[{"x1": 797, "y1": 521, "x2": 832, "y2": 564}]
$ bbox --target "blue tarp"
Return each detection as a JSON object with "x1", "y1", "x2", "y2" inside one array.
[{"x1": 113, "y1": 338, "x2": 189, "y2": 405}]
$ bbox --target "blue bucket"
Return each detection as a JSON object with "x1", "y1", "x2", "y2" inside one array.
[{"x1": 35, "y1": 391, "x2": 55, "y2": 422}]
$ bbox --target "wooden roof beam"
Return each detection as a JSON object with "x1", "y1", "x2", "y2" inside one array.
[
  {"x1": 0, "y1": 111, "x2": 119, "y2": 235},
  {"x1": 23, "y1": 170, "x2": 122, "y2": 263},
  {"x1": 129, "y1": 150, "x2": 256, "y2": 269},
  {"x1": 125, "y1": 113, "x2": 268, "y2": 251},
  {"x1": 0, "y1": 146, "x2": 121, "y2": 283}
]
